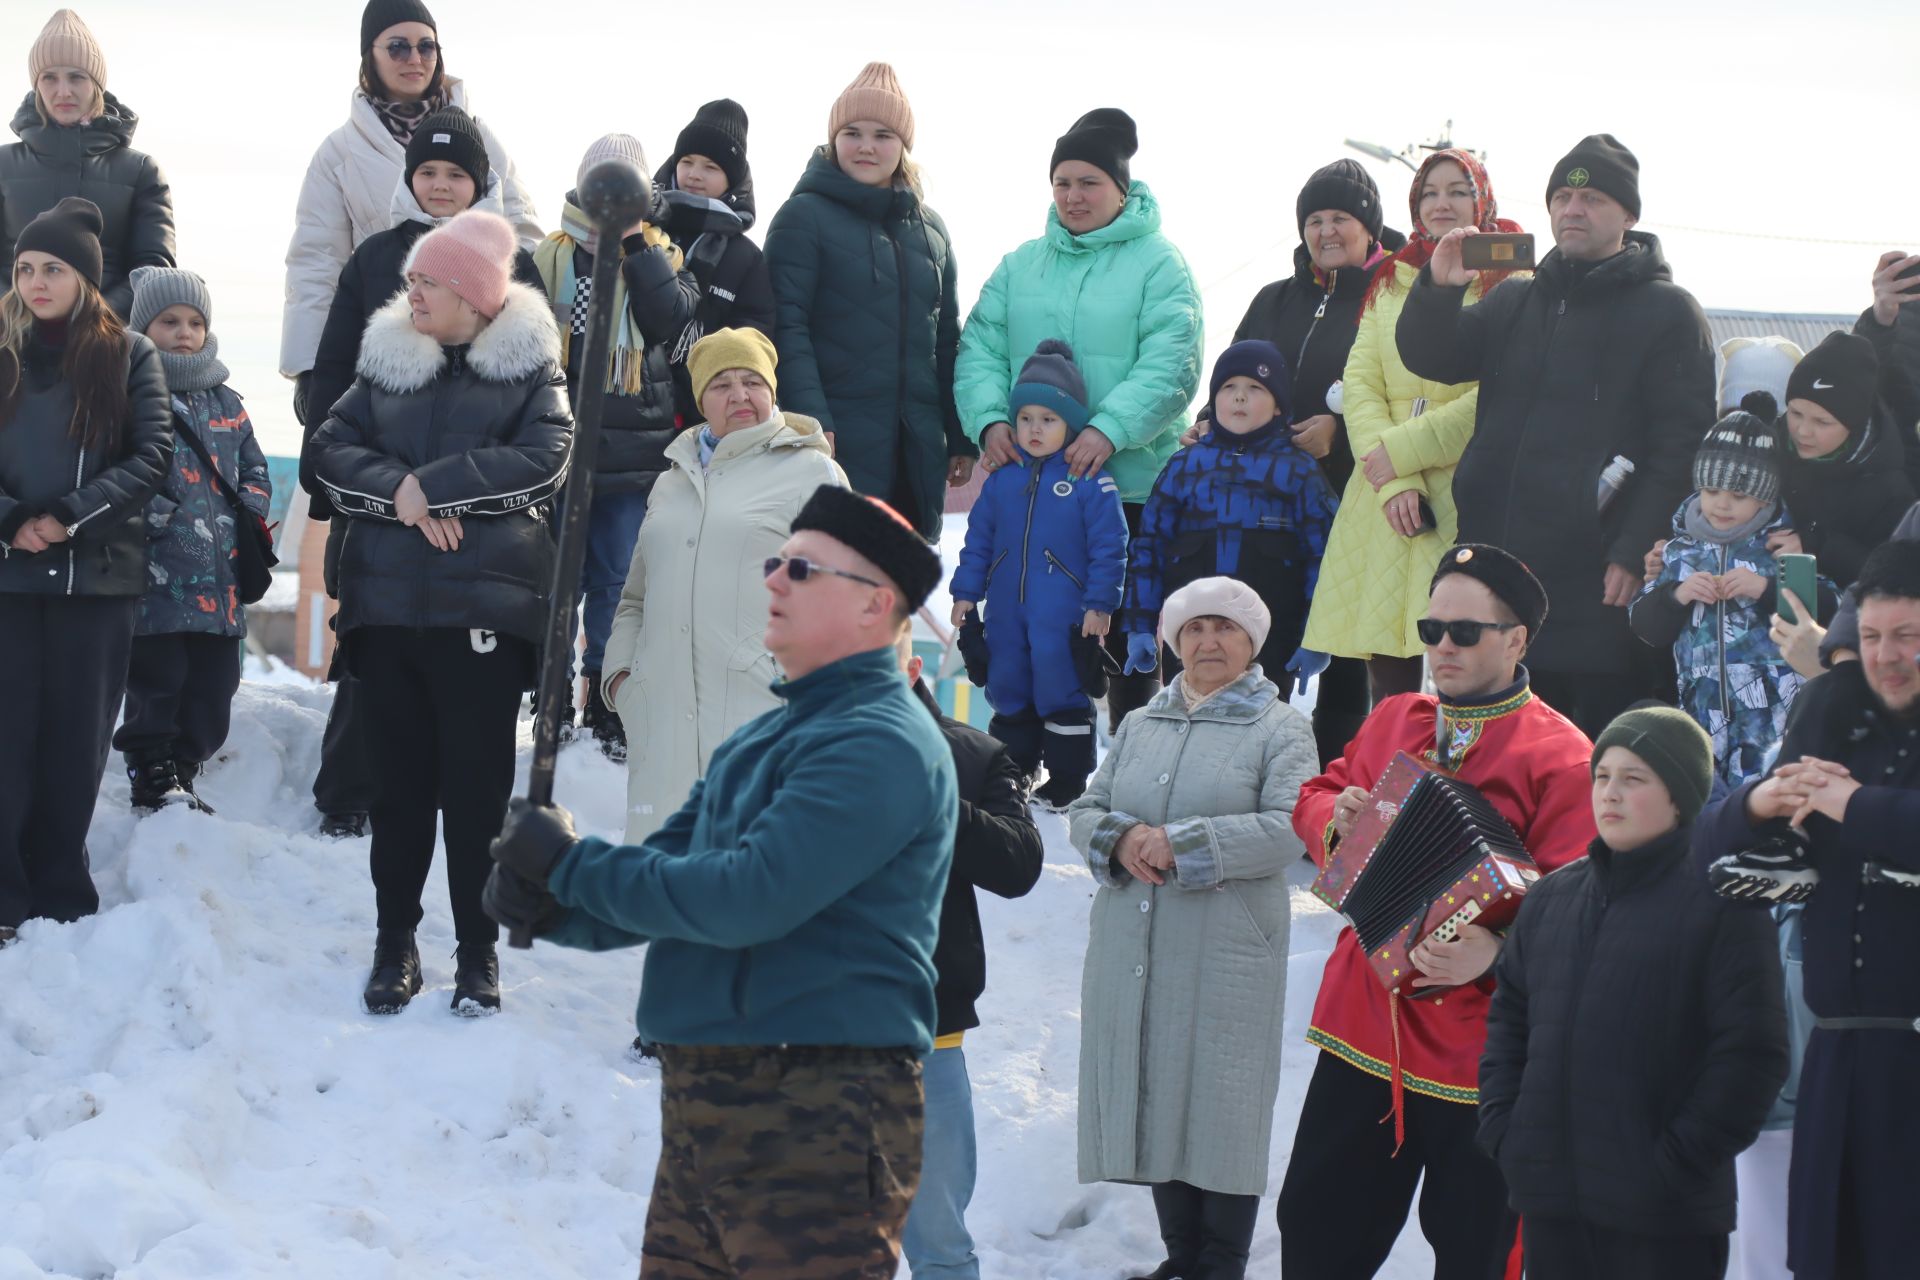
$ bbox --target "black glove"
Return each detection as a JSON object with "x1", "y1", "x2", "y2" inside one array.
[
  {"x1": 1071, "y1": 626, "x2": 1121, "y2": 699},
  {"x1": 489, "y1": 797, "x2": 580, "y2": 890},
  {"x1": 482, "y1": 865, "x2": 566, "y2": 937},
  {"x1": 653, "y1": 188, "x2": 744, "y2": 241},
  {"x1": 956, "y1": 616, "x2": 990, "y2": 687},
  {"x1": 293, "y1": 371, "x2": 312, "y2": 428}
]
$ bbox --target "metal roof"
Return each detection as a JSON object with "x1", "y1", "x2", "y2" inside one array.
[{"x1": 1705, "y1": 309, "x2": 1853, "y2": 355}]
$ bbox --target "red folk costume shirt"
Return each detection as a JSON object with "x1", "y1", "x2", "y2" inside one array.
[{"x1": 1294, "y1": 679, "x2": 1595, "y2": 1105}]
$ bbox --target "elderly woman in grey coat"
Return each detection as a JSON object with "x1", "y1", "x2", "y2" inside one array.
[{"x1": 1068, "y1": 576, "x2": 1318, "y2": 1280}]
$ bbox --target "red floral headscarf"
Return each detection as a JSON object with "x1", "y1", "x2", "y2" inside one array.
[{"x1": 1362, "y1": 148, "x2": 1524, "y2": 314}]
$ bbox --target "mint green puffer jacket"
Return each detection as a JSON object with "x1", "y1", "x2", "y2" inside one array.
[{"x1": 954, "y1": 183, "x2": 1203, "y2": 503}]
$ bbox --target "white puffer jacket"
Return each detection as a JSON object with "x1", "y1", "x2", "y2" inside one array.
[{"x1": 280, "y1": 77, "x2": 540, "y2": 377}]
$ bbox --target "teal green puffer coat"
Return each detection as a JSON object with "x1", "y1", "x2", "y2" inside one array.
[
  {"x1": 954, "y1": 183, "x2": 1203, "y2": 503},
  {"x1": 763, "y1": 148, "x2": 965, "y2": 539}
]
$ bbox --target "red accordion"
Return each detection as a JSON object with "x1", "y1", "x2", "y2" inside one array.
[{"x1": 1311, "y1": 751, "x2": 1541, "y2": 997}]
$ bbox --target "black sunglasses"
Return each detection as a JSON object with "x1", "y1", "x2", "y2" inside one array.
[
  {"x1": 382, "y1": 38, "x2": 441, "y2": 61},
  {"x1": 1416, "y1": 618, "x2": 1521, "y2": 647},
  {"x1": 763, "y1": 556, "x2": 883, "y2": 589}
]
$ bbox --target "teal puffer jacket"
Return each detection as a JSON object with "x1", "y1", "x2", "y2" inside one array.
[
  {"x1": 763, "y1": 149, "x2": 964, "y2": 539},
  {"x1": 954, "y1": 183, "x2": 1203, "y2": 503}
]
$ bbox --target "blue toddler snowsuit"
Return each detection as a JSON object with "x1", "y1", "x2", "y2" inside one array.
[{"x1": 951, "y1": 448, "x2": 1128, "y2": 727}]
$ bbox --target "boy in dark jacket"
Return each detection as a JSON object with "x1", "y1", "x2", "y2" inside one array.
[
  {"x1": 896, "y1": 633, "x2": 1043, "y2": 1280},
  {"x1": 650, "y1": 99, "x2": 776, "y2": 423},
  {"x1": 533, "y1": 133, "x2": 700, "y2": 759},
  {"x1": 113, "y1": 267, "x2": 270, "y2": 813},
  {"x1": 1630, "y1": 401, "x2": 1833, "y2": 786},
  {"x1": 1122, "y1": 340, "x2": 1336, "y2": 695},
  {"x1": 949, "y1": 340, "x2": 1128, "y2": 808},
  {"x1": 1481, "y1": 705, "x2": 1787, "y2": 1279}
]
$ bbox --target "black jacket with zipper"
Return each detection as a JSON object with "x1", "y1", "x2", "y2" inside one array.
[
  {"x1": 1216, "y1": 232, "x2": 1406, "y2": 495},
  {"x1": 1479, "y1": 825, "x2": 1787, "y2": 1236},
  {"x1": 1, "y1": 92, "x2": 175, "y2": 320},
  {"x1": 301, "y1": 216, "x2": 541, "y2": 520},
  {"x1": 1397, "y1": 231, "x2": 1716, "y2": 674},
  {"x1": 304, "y1": 282, "x2": 571, "y2": 647},
  {"x1": 652, "y1": 161, "x2": 777, "y2": 424},
  {"x1": 0, "y1": 327, "x2": 172, "y2": 595},
  {"x1": 913, "y1": 679, "x2": 1045, "y2": 1037}
]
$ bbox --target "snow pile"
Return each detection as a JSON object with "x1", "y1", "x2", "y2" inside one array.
[{"x1": 1, "y1": 676, "x2": 1433, "y2": 1278}]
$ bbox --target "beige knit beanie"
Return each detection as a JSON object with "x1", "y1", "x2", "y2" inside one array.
[
  {"x1": 576, "y1": 134, "x2": 649, "y2": 194},
  {"x1": 29, "y1": 9, "x2": 106, "y2": 89},
  {"x1": 828, "y1": 61, "x2": 914, "y2": 151}
]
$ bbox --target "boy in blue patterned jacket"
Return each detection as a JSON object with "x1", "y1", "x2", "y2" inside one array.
[
  {"x1": 113, "y1": 267, "x2": 271, "y2": 814},
  {"x1": 1121, "y1": 339, "x2": 1336, "y2": 690},
  {"x1": 950, "y1": 341, "x2": 1128, "y2": 808},
  {"x1": 1629, "y1": 402, "x2": 1835, "y2": 784}
]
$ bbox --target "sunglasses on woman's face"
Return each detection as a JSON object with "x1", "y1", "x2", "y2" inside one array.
[
  {"x1": 763, "y1": 556, "x2": 882, "y2": 589},
  {"x1": 382, "y1": 38, "x2": 440, "y2": 62},
  {"x1": 1416, "y1": 618, "x2": 1520, "y2": 647}
]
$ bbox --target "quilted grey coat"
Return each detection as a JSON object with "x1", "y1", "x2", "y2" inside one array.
[{"x1": 1067, "y1": 667, "x2": 1316, "y2": 1195}]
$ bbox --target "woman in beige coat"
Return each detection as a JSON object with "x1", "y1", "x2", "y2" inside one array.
[
  {"x1": 1068, "y1": 576, "x2": 1318, "y2": 1280},
  {"x1": 602, "y1": 329, "x2": 847, "y2": 842}
]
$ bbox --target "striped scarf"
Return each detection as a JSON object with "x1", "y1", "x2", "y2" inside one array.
[{"x1": 531, "y1": 199, "x2": 684, "y2": 396}]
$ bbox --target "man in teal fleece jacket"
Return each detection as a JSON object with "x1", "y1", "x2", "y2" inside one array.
[{"x1": 485, "y1": 484, "x2": 955, "y2": 1279}]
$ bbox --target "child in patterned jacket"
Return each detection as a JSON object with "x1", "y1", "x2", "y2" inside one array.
[
  {"x1": 1629, "y1": 396, "x2": 1834, "y2": 784},
  {"x1": 113, "y1": 267, "x2": 271, "y2": 813}
]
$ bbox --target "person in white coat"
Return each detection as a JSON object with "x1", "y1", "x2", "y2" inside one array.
[
  {"x1": 1067, "y1": 576, "x2": 1319, "y2": 1280},
  {"x1": 602, "y1": 328, "x2": 848, "y2": 846},
  {"x1": 281, "y1": 0, "x2": 538, "y2": 424}
]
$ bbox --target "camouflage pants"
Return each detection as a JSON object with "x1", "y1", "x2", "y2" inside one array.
[{"x1": 642, "y1": 1045, "x2": 924, "y2": 1279}]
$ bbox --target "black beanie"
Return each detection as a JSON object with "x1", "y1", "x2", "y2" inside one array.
[
  {"x1": 1592, "y1": 704, "x2": 1714, "y2": 825},
  {"x1": 673, "y1": 98, "x2": 751, "y2": 192},
  {"x1": 1295, "y1": 159, "x2": 1384, "y2": 243},
  {"x1": 789, "y1": 486, "x2": 942, "y2": 612},
  {"x1": 1547, "y1": 133, "x2": 1641, "y2": 219},
  {"x1": 14, "y1": 196, "x2": 104, "y2": 287},
  {"x1": 1430, "y1": 543, "x2": 1548, "y2": 639},
  {"x1": 405, "y1": 107, "x2": 488, "y2": 191},
  {"x1": 1787, "y1": 331, "x2": 1878, "y2": 433},
  {"x1": 1050, "y1": 108, "x2": 1138, "y2": 193},
  {"x1": 361, "y1": 0, "x2": 436, "y2": 52},
  {"x1": 1693, "y1": 409, "x2": 1782, "y2": 505}
]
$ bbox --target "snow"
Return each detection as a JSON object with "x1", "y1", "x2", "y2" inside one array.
[{"x1": 0, "y1": 678, "x2": 1435, "y2": 1280}]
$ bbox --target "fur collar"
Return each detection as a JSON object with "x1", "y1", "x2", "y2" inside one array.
[{"x1": 356, "y1": 282, "x2": 560, "y2": 393}]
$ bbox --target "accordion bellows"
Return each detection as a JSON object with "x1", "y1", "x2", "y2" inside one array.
[{"x1": 1312, "y1": 752, "x2": 1541, "y2": 997}]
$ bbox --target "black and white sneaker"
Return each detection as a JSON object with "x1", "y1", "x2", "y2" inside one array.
[
  {"x1": 1709, "y1": 834, "x2": 1820, "y2": 904},
  {"x1": 128, "y1": 758, "x2": 197, "y2": 814}
]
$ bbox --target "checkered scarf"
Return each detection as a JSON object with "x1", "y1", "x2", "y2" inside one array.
[{"x1": 531, "y1": 199, "x2": 684, "y2": 396}]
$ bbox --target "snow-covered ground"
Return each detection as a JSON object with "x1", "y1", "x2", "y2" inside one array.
[{"x1": 0, "y1": 668, "x2": 1440, "y2": 1279}]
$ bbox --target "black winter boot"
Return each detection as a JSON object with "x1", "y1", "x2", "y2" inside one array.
[
  {"x1": 451, "y1": 943, "x2": 501, "y2": 1016},
  {"x1": 320, "y1": 810, "x2": 369, "y2": 839},
  {"x1": 579, "y1": 671, "x2": 627, "y2": 763},
  {"x1": 128, "y1": 756, "x2": 195, "y2": 814},
  {"x1": 174, "y1": 760, "x2": 216, "y2": 815},
  {"x1": 363, "y1": 929, "x2": 422, "y2": 1014},
  {"x1": 1034, "y1": 710, "x2": 1097, "y2": 811},
  {"x1": 1129, "y1": 1181, "x2": 1204, "y2": 1280},
  {"x1": 1193, "y1": 1189, "x2": 1260, "y2": 1280}
]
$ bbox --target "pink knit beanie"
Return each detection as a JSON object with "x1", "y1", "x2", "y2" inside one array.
[
  {"x1": 404, "y1": 208, "x2": 515, "y2": 318},
  {"x1": 828, "y1": 61, "x2": 914, "y2": 151}
]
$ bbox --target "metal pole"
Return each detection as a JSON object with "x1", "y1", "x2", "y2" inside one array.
[{"x1": 511, "y1": 159, "x2": 652, "y2": 949}]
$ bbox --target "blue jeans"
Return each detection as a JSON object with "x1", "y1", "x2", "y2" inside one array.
[
  {"x1": 902, "y1": 1045, "x2": 980, "y2": 1279},
  {"x1": 565, "y1": 488, "x2": 648, "y2": 679}
]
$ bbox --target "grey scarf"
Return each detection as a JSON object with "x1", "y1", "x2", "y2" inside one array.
[
  {"x1": 154, "y1": 333, "x2": 228, "y2": 393},
  {"x1": 1680, "y1": 492, "x2": 1777, "y2": 547}
]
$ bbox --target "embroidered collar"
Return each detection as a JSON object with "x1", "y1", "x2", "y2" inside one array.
[{"x1": 1432, "y1": 668, "x2": 1533, "y2": 770}]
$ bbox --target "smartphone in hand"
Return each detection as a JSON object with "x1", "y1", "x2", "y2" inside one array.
[{"x1": 1461, "y1": 233, "x2": 1536, "y2": 271}]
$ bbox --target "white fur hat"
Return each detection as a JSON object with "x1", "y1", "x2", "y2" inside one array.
[
  {"x1": 1718, "y1": 335, "x2": 1803, "y2": 414},
  {"x1": 1159, "y1": 576, "x2": 1272, "y2": 655}
]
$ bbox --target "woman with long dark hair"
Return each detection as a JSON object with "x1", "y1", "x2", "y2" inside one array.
[{"x1": 0, "y1": 196, "x2": 172, "y2": 939}]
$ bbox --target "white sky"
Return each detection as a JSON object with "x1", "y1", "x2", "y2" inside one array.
[{"x1": 5, "y1": 0, "x2": 1917, "y2": 456}]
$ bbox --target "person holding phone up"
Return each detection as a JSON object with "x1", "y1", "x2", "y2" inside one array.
[
  {"x1": 1396, "y1": 134, "x2": 1716, "y2": 738},
  {"x1": 1299, "y1": 149, "x2": 1527, "y2": 704}
]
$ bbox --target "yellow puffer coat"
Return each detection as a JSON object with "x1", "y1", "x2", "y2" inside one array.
[{"x1": 1302, "y1": 261, "x2": 1504, "y2": 658}]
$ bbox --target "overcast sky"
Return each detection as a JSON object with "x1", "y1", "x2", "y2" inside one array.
[{"x1": 5, "y1": 0, "x2": 1917, "y2": 455}]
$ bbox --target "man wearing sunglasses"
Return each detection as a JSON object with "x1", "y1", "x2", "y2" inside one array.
[
  {"x1": 1280, "y1": 543, "x2": 1598, "y2": 1280},
  {"x1": 483, "y1": 485, "x2": 957, "y2": 1278}
]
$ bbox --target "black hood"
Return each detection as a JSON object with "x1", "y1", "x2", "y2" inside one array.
[
  {"x1": 654, "y1": 156, "x2": 757, "y2": 232},
  {"x1": 10, "y1": 89, "x2": 139, "y2": 156}
]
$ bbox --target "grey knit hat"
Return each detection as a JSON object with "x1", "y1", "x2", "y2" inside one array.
[
  {"x1": 577, "y1": 133, "x2": 648, "y2": 194},
  {"x1": 1693, "y1": 409, "x2": 1781, "y2": 505},
  {"x1": 1008, "y1": 339, "x2": 1091, "y2": 433},
  {"x1": 128, "y1": 265, "x2": 211, "y2": 335}
]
